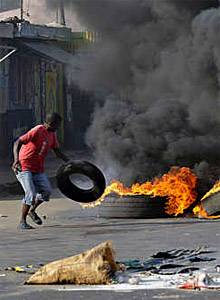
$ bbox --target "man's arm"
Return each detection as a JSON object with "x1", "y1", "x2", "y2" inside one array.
[
  {"x1": 12, "y1": 138, "x2": 24, "y2": 169},
  {"x1": 53, "y1": 148, "x2": 69, "y2": 162}
]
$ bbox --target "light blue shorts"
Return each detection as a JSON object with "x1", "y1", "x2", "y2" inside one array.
[{"x1": 16, "y1": 171, "x2": 52, "y2": 206}]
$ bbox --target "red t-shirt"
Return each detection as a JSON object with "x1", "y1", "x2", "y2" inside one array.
[{"x1": 19, "y1": 125, "x2": 59, "y2": 173}]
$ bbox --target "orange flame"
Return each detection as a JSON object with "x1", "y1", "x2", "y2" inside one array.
[
  {"x1": 193, "y1": 205, "x2": 220, "y2": 219},
  {"x1": 193, "y1": 180, "x2": 220, "y2": 219},
  {"x1": 201, "y1": 180, "x2": 220, "y2": 201},
  {"x1": 82, "y1": 166, "x2": 198, "y2": 216}
]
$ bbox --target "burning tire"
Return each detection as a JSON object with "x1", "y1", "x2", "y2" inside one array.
[
  {"x1": 201, "y1": 192, "x2": 220, "y2": 216},
  {"x1": 96, "y1": 194, "x2": 168, "y2": 218},
  {"x1": 56, "y1": 161, "x2": 106, "y2": 203}
]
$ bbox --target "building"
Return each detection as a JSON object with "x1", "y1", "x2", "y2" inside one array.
[{"x1": 0, "y1": 17, "x2": 97, "y2": 159}]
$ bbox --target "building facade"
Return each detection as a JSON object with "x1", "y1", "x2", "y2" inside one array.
[{"x1": 0, "y1": 20, "x2": 97, "y2": 159}]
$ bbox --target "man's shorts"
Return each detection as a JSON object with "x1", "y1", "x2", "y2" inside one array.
[{"x1": 16, "y1": 171, "x2": 52, "y2": 205}]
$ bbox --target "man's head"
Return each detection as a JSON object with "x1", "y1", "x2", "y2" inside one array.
[{"x1": 45, "y1": 112, "x2": 62, "y2": 132}]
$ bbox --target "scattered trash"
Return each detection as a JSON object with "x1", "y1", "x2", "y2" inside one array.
[
  {"x1": 119, "y1": 246, "x2": 216, "y2": 275},
  {"x1": 5, "y1": 242, "x2": 219, "y2": 292},
  {"x1": 112, "y1": 271, "x2": 140, "y2": 285},
  {"x1": 0, "y1": 274, "x2": 6, "y2": 277},
  {"x1": 5, "y1": 264, "x2": 43, "y2": 274},
  {"x1": 42, "y1": 215, "x2": 47, "y2": 219},
  {"x1": 216, "y1": 265, "x2": 220, "y2": 273},
  {"x1": 189, "y1": 256, "x2": 215, "y2": 262},
  {"x1": 56, "y1": 271, "x2": 220, "y2": 291},
  {"x1": 178, "y1": 272, "x2": 220, "y2": 290}
]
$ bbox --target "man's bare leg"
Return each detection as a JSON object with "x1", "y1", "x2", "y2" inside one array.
[
  {"x1": 20, "y1": 204, "x2": 31, "y2": 223},
  {"x1": 29, "y1": 199, "x2": 43, "y2": 213},
  {"x1": 28, "y1": 199, "x2": 43, "y2": 225},
  {"x1": 19, "y1": 204, "x2": 34, "y2": 229}
]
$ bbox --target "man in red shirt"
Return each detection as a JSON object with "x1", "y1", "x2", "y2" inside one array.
[{"x1": 13, "y1": 112, "x2": 69, "y2": 229}]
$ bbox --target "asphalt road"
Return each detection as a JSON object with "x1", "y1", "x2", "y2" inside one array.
[{"x1": 0, "y1": 190, "x2": 220, "y2": 299}]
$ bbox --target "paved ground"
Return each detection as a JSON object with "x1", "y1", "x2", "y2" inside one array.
[
  {"x1": 0, "y1": 152, "x2": 220, "y2": 299},
  {"x1": 0, "y1": 188, "x2": 220, "y2": 299}
]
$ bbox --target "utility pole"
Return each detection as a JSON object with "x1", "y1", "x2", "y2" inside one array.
[
  {"x1": 20, "y1": 0, "x2": 23, "y2": 21},
  {"x1": 56, "y1": 0, "x2": 66, "y2": 26}
]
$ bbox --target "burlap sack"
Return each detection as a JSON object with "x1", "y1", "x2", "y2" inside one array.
[{"x1": 25, "y1": 241, "x2": 117, "y2": 285}]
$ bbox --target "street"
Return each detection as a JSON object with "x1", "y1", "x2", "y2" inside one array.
[
  {"x1": 1, "y1": 1, "x2": 220, "y2": 299},
  {"x1": 0, "y1": 190, "x2": 219, "y2": 299}
]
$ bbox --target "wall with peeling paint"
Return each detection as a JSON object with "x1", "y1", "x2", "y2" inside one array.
[
  {"x1": 0, "y1": 27, "x2": 97, "y2": 158},
  {"x1": 0, "y1": 46, "x2": 65, "y2": 158}
]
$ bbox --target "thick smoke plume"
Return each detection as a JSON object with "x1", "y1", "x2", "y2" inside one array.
[{"x1": 47, "y1": 0, "x2": 220, "y2": 185}]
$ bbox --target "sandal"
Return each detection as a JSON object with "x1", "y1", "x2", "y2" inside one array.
[
  {"x1": 18, "y1": 222, "x2": 34, "y2": 229},
  {"x1": 28, "y1": 212, "x2": 42, "y2": 225}
]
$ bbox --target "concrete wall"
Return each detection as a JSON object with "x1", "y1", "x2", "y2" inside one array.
[
  {"x1": 0, "y1": 35, "x2": 96, "y2": 158},
  {"x1": 0, "y1": 47, "x2": 66, "y2": 159},
  {"x1": 0, "y1": 113, "x2": 8, "y2": 157},
  {"x1": 0, "y1": 23, "x2": 13, "y2": 38},
  {"x1": 64, "y1": 86, "x2": 94, "y2": 150}
]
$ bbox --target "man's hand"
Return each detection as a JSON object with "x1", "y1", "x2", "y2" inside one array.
[
  {"x1": 12, "y1": 161, "x2": 22, "y2": 174},
  {"x1": 53, "y1": 148, "x2": 69, "y2": 162}
]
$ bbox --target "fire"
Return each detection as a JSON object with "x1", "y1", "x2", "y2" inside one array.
[
  {"x1": 82, "y1": 166, "x2": 198, "y2": 216},
  {"x1": 193, "y1": 205, "x2": 220, "y2": 219},
  {"x1": 201, "y1": 180, "x2": 220, "y2": 201},
  {"x1": 193, "y1": 180, "x2": 220, "y2": 219}
]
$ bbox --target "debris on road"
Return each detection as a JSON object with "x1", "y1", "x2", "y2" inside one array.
[
  {"x1": 119, "y1": 246, "x2": 216, "y2": 275},
  {"x1": 4, "y1": 241, "x2": 220, "y2": 291},
  {"x1": 5, "y1": 264, "x2": 43, "y2": 274},
  {"x1": 53, "y1": 272, "x2": 220, "y2": 291},
  {"x1": 55, "y1": 271, "x2": 220, "y2": 291},
  {"x1": 177, "y1": 272, "x2": 220, "y2": 290}
]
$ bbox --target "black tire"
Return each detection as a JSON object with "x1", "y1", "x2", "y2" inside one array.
[
  {"x1": 97, "y1": 194, "x2": 168, "y2": 218},
  {"x1": 56, "y1": 160, "x2": 106, "y2": 203}
]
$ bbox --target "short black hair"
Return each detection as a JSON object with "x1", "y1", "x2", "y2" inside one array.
[{"x1": 46, "y1": 112, "x2": 62, "y2": 124}]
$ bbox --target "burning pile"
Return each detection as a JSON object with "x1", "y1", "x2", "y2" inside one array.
[
  {"x1": 193, "y1": 180, "x2": 220, "y2": 219},
  {"x1": 82, "y1": 167, "x2": 220, "y2": 219}
]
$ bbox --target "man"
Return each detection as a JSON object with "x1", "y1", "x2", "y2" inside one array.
[{"x1": 12, "y1": 112, "x2": 69, "y2": 229}]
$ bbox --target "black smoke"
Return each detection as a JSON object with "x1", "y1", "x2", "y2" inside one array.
[
  {"x1": 46, "y1": 1, "x2": 220, "y2": 185},
  {"x1": 169, "y1": 0, "x2": 219, "y2": 15}
]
